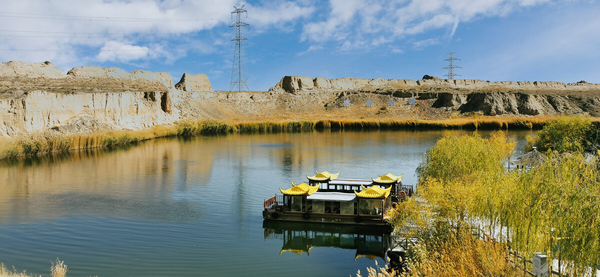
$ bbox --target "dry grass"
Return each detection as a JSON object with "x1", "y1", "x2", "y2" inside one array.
[
  {"x1": 0, "y1": 115, "x2": 576, "y2": 161},
  {"x1": 50, "y1": 259, "x2": 66, "y2": 277},
  {"x1": 0, "y1": 263, "x2": 39, "y2": 277},
  {"x1": 314, "y1": 116, "x2": 555, "y2": 130},
  {"x1": 401, "y1": 228, "x2": 520, "y2": 277},
  {"x1": 0, "y1": 258, "x2": 72, "y2": 277}
]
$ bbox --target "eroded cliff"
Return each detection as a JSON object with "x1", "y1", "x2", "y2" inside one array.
[
  {"x1": 0, "y1": 61, "x2": 213, "y2": 136},
  {"x1": 269, "y1": 75, "x2": 600, "y2": 118},
  {"x1": 1, "y1": 61, "x2": 600, "y2": 137}
]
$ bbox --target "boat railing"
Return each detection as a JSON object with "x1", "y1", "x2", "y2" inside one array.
[{"x1": 264, "y1": 194, "x2": 284, "y2": 210}]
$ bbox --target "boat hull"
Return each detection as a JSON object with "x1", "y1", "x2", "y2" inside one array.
[{"x1": 262, "y1": 209, "x2": 392, "y2": 229}]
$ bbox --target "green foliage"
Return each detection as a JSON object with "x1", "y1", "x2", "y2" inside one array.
[{"x1": 526, "y1": 116, "x2": 596, "y2": 152}]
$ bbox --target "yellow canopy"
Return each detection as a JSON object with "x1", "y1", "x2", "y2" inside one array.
[
  {"x1": 372, "y1": 173, "x2": 403, "y2": 184},
  {"x1": 355, "y1": 185, "x2": 392, "y2": 198},
  {"x1": 354, "y1": 254, "x2": 379, "y2": 261},
  {"x1": 280, "y1": 246, "x2": 312, "y2": 256},
  {"x1": 279, "y1": 182, "x2": 319, "y2": 196},
  {"x1": 307, "y1": 171, "x2": 340, "y2": 181}
]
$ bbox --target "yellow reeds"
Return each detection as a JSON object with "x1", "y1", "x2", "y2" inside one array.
[
  {"x1": 0, "y1": 258, "x2": 70, "y2": 277},
  {"x1": 0, "y1": 263, "x2": 39, "y2": 277},
  {"x1": 0, "y1": 115, "x2": 582, "y2": 161},
  {"x1": 50, "y1": 259, "x2": 66, "y2": 277},
  {"x1": 407, "y1": 130, "x2": 600, "y2": 276}
]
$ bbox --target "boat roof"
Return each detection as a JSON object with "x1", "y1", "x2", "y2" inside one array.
[
  {"x1": 328, "y1": 179, "x2": 373, "y2": 185},
  {"x1": 307, "y1": 192, "x2": 357, "y2": 202}
]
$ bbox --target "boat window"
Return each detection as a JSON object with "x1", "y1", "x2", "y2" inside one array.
[
  {"x1": 340, "y1": 201, "x2": 354, "y2": 215},
  {"x1": 324, "y1": 201, "x2": 332, "y2": 213},
  {"x1": 312, "y1": 200, "x2": 324, "y2": 213},
  {"x1": 332, "y1": 202, "x2": 341, "y2": 214},
  {"x1": 359, "y1": 199, "x2": 383, "y2": 215},
  {"x1": 291, "y1": 196, "x2": 303, "y2": 212}
]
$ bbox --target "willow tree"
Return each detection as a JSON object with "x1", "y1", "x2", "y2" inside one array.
[
  {"x1": 417, "y1": 131, "x2": 515, "y2": 228},
  {"x1": 526, "y1": 116, "x2": 597, "y2": 153}
]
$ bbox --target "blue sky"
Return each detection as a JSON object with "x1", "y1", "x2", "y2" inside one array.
[{"x1": 0, "y1": 0, "x2": 599, "y2": 91}]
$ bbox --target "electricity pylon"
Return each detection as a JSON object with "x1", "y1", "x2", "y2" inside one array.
[
  {"x1": 443, "y1": 52, "x2": 462, "y2": 80},
  {"x1": 230, "y1": 5, "x2": 249, "y2": 92}
]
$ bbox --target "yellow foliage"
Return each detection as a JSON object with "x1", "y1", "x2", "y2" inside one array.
[{"x1": 402, "y1": 131, "x2": 600, "y2": 276}]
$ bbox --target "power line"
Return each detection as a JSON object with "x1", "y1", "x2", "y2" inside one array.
[
  {"x1": 0, "y1": 47, "x2": 206, "y2": 52},
  {"x1": 0, "y1": 11, "x2": 216, "y2": 22},
  {"x1": 229, "y1": 5, "x2": 249, "y2": 92},
  {"x1": 443, "y1": 52, "x2": 462, "y2": 80}
]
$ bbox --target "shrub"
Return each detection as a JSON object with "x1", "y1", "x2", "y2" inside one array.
[{"x1": 526, "y1": 116, "x2": 596, "y2": 152}]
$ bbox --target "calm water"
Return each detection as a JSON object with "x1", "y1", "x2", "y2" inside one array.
[{"x1": 0, "y1": 130, "x2": 534, "y2": 276}]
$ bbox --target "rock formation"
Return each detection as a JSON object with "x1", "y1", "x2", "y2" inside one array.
[
  {"x1": 272, "y1": 75, "x2": 600, "y2": 93},
  {"x1": 174, "y1": 73, "x2": 212, "y2": 91},
  {"x1": 270, "y1": 75, "x2": 600, "y2": 117},
  {"x1": 1, "y1": 61, "x2": 600, "y2": 137},
  {"x1": 0, "y1": 61, "x2": 216, "y2": 136}
]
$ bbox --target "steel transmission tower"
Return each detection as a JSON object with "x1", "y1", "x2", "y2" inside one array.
[
  {"x1": 443, "y1": 52, "x2": 462, "y2": 80},
  {"x1": 230, "y1": 5, "x2": 249, "y2": 92}
]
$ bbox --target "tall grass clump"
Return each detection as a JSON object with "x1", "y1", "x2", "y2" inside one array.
[
  {"x1": 50, "y1": 259, "x2": 66, "y2": 277},
  {"x1": 237, "y1": 121, "x2": 314, "y2": 133},
  {"x1": 19, "y1": 132, "x2": 71, "y2": 156},
  {"x1": 176, "y1": 120, "x2": 234, "y2": 136},
  {"x1": 0, "y1": 138, "x2": 19, "y2": 159}
]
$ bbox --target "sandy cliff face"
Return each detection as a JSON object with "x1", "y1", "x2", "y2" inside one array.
[
  {"x1": 271, "y1": 75, "x2": 600, "y2": 117},
  {"x1": 0, "y1": 61, "x2": 215, "y2": 136},
  {"x1": 2, "y1": 61, "x2": 600, "y2": 137},
  {"x1": 273, "y1": 75, "x2": 600, "y2": 92}
]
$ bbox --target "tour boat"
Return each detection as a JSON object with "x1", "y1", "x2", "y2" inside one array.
[{"x1": 262, "y1": 171, "x2": 412, "y2": 226}]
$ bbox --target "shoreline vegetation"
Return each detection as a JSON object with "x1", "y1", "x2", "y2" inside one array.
[
  {"x1": 0, "y1": 115, "x2": 575, "y2": 160},
  {"x1": 1, "y1": 259, "x2": 67, "y2": 277},
  {"x1": 370, "y1": 116, "x2": 600, "y2": 276}
]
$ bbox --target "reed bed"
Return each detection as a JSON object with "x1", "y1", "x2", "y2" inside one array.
[
  {"x1": 315, "y1": 116, "x2": 554, "y2": 131},
  {"x1": 176, "y1": 119, "x2": 234, "y2": 136},
  {"x1": 0, "y1": 116, "x2": 572, "y2": 160},
  {"x1": 236, "y1": 121, "x2": 315, "y2": 133}
]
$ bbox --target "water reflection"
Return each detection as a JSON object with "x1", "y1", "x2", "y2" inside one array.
[
  {"x1": 0, "y1": 138, "x2": 213, "y2": 222},
  {"x1": 0, "y1": 130, "x2": 536, "y2": 277},
  {"x1": 263, "y1": 221, "x2": 391, "y2": 260},
  {"x1": 0, "y1": 130, "x2": 535, "y2": 224}
]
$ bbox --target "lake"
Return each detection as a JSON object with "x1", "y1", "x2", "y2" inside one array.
[{"x1": 0, "y1": 130, "x2": 534, "y2": 276}]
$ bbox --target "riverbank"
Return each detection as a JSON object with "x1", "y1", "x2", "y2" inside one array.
[{"x1": 0, "y1": 115, "x2": 572, "y2": 160}]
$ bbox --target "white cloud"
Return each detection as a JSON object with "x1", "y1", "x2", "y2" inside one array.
[
  {"x1": 97, "y1": 41, "x2": 151, "y2": 62},
  {"x1": 297, "y1": 45, "x2": 323, "y2": 55},
  {"x1": 412, "y1": 38, "x2": 440, "y2": 49},
  {"x1": 0, "y1": 0, "x2": 313, "y2": 67},
  {"x1": 301, "y1": 0, "x2": 562, "y2": 51},
  {"x1": 246, "y1": 1, "x2": 315, "y2": 29}
]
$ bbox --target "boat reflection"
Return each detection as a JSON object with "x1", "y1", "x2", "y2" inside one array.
[{"x1": 263, "y1": 220, "x2": 391, "y2": 260}]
